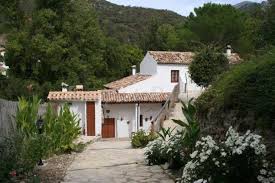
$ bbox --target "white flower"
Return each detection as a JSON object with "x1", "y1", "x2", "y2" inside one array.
[
  {"x1": 258, "y1": 175, "x2": 264, "y2": 182},
  {"x1": 214, "y1": 161, "x2": 220, "y2": 167},
  {"x1": 260, "y1": 169, "x2": 267, "y2": 175},
  {"x1": 190, "y1": 150, "x2": 198, "y2": 159},
  {"x1": 221, "y1": 152, "x2": 227, "y2": 157}
]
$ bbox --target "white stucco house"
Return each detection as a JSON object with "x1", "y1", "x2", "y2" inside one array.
[{"x1": 47, "y1": 49, "x2": 241, "y2": 138}]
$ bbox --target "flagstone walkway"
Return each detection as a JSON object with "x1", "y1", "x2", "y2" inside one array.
[{"x1": 63, "y1": 140, "x2": 174, "y2": 183}]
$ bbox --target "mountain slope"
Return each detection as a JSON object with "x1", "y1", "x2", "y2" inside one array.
[
  {"x1": 90, "y1": 0, "x2": 186, "y2": 48},
  {"x1": 234, "y1": 1, "x2": 259, "y2": 10},
  {"x1": 234, "y1": 1, "x2": 268, "y2": 12}
]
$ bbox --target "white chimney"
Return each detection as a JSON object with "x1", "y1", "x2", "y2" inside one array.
[
  {"x1": 132, "y1": 65, "x2": 136, "y2": 75},
  {"x1": 76, "y1": 85, "x2": 84, "y2": 91},
  {"x1": 226, "y1": 45, "x2": 232, "y2": 56},
  {"x1": 61, "y1": 82, "x2": 69, "y2": 92}
]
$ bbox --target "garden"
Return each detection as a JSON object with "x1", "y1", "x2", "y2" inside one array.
[
  {"x1": 132, "y1": 99, "x2": 274, "y2": 183},
  {"x1": 130, "y1": 47, "x2": 275, "y2": 183},
  {"x1": 0, "y1": 96, "x2": 84, "y2": 182}
]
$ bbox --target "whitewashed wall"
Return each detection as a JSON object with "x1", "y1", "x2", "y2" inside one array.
[
  {"x1": 102, "y1": 103, "x2": 163, "y2": 138},
  {"x1": 139, "y1": 103, "x2": 163, "y2": 132},
  {"x1": 95, "y1": 100, "x2": 102, "y2": 136},
  {"x1": 120, "y1": 63, "x2": 202, "y2": 93},
  {"x1": 140, "y1": 53, "x2": 157, "y2": 75},
  {"x1": 102, "y1": 103, "x2": 136, "y2": 138}
]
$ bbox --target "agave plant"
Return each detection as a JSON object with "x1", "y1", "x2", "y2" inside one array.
[
  {"x1": 172, "y1": 98, "x2": 200, "y2": 153},
  {"x1": 157, "y1": 127, "x2": 175, "y2": 141}
]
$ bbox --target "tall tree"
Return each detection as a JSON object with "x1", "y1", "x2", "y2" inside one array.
[
  {"x1": 101, "y1": 38, "x2": 143, "y2": 82},
  {"x1": 3, "y1": 0, "x2": 105, "y2": 100},
  {"x1": 184, "y1": 3, "x2": 251, "y2": 54},
  {"x1": 189, "y1": 47, "x2": 229, "y2": 87}
]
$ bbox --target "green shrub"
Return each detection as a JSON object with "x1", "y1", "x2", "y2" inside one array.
[
  {"x1": 16, "y1": 96, "x2": 40, "y2": 137},
  {"x1": 189, "y1": 47, "x2": 229, "y2": 87},
  {"x1": 131, "y1": 130, "x2": 158, "y2": 148},
  {"x1": 0, "y1": 132, "x2": 46, "y2": 182},
  {"x1": 44, "y1": 103, "x2": 81, "y2": 153},
  {"x1": 196, "y1": 48, "x2": 275, "y2": 134},
  {"x1": 173, "y1": 99, "x2": 200, "y2": 154},
  {"x1": 1, "y1": 97, "x2": 82, "y2": 181}
]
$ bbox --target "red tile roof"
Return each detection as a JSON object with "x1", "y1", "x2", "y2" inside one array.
[
  {"x1": 48, "y1": 90, "x2": 170, "y2": 103},
  {"x1": 148, "y1": 51, "x2": 242, "y2": 65},
  {"x1": 101, "y1": 90, "x2": 170, "y2": 103},
  {"x1": 149, "y1": 51, "x2": 195, "y2": 64},
  {"x1": 104, "y1": 74, "x2": 151, "y2": 90},
  {"x1": 48, "y1": 91, "x2": 100, "y2": 101}
]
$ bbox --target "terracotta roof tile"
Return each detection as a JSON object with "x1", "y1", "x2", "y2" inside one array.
[
  {"x1": 48, "y1": 91, "x2": 100, "y2": 101},
  {"x1": 104, "y1": 74, "x2": 151, "y2": 90},
  {"x1": 101, "y1": 90, "x2": 170, "y2": 103},
  {"x1": 149, "y1": 51, "x2": 195, "y2": 64},
  {"x1": 148, "y1": 51, "x2": 242, "y2": 65}
]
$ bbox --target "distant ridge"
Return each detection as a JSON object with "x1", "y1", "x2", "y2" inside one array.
[
  {"x1": 234, "y1": 1, "x2": 268, "y2": 11},
  {"x1": 90, "y1": 0, "x2": 186, "y2": 48}
]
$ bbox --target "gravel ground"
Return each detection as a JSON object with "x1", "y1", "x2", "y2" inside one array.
[{"x1": 34, "y1": 153, "x2": 76, "y2": 183}]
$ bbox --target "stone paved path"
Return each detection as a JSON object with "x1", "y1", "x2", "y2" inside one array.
[{"x1": 63, "y1": 140, "x2": 174, "y2": 183}]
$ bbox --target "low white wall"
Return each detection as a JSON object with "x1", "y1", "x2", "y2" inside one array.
[
  {"x1": 139, "y1": 103, "x2": 163, "y2": 132},
  {"x1": 95, "y1": 100, "x2": 102, "y2": 136},
  {"x1": 102, "y1": 103, "x2": 163, "y2": 137},
  {"x1": 103, "y1": 103, "x2": 136, "y2": 138}
]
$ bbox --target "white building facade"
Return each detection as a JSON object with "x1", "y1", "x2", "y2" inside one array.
[{"x1": 48, "y1": 50, "x2": 241, "y2": 138}]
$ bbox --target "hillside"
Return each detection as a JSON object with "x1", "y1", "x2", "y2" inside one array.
[
  {"x1": 234, "y1": 1, "x2": 268, "y2": 13},
  {"x1": 90, "y1": 0, "x2": 186, "y2": 49}
]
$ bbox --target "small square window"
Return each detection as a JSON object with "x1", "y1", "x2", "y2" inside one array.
[{"x1": 171, "y1": 70, "x2": 179, "y2": 83}]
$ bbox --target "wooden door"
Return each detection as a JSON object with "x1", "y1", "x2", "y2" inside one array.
[
  {"x1": 87, "y1": 102, "x2": 95, "y2": 136},
  {"x1": 102, "y1": 118, "x2": 115, "y2": 138}
]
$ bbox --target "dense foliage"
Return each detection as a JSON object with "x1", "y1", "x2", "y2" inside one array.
[
  {"x1": 189, "y1": 48, "x2": 229, "y2": 87},
  {"x1": 90, "y1": 0, "x2": 185, "y2": 51},
  {"x1": 0, "y1": 0, "x2": 143, "y2": 100},
  {"x1": 196, "y1": 49, "x2": 275, "y2": 131},
  {"x1": 0, "y1": 96, "x2": 81, "y2": 181}
]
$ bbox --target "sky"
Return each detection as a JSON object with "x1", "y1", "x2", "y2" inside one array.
[{"x1": 107, "y1": 0, "x2": 263, "y2": 16}]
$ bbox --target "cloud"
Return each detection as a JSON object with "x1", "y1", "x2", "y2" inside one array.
[{"x1": 107, "y1": 0, "x2": 264, "y2": 15}]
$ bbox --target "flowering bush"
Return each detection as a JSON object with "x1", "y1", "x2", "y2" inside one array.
[
  {"x1": 145, "y1": 99, "x2": 199, "y2": 168},
  {"x1": 145, "y1": 130, "x2": 187, "y2": 168},
  {"x1": 162, "y1": 131, "x2": 187, "y2": 168},
  {"x1": 181, "y1": 127, "x2": 275, "y2": 183},
  {"x1": 144, "y1": 138, "x2": 168, "y2": 165}
]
